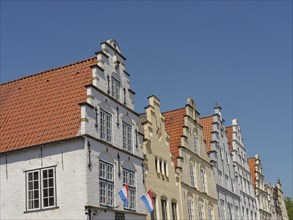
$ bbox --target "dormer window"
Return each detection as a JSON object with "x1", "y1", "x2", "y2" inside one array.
[{"x1": 111, "y1": 77, "x2": 120, "y2": 101}]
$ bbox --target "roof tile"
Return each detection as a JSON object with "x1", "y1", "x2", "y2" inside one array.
[{"x1": 0, "y1": 57, "x2": 96, "y2": 153}]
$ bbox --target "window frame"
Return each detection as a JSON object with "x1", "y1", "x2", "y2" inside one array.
[
  {"x1": 194, "y1": 136, "x2": 199, "y2": 154},
  {"x1": 122, "y1": 122, "x2": 132, "y2": 152},
  {"x1": 200, "y1": 169, "x2": 206, "y2": 193},
  {"x1": 25, "y1": 166, "x2": 57, "y2": 212},
  {"x1": 171, "y1": 201, "x2": 177, "y2": 220},
  {"x1": 99, "y1": 160, "x2": 114, "y2": 207},
  {"x1": 189, "y1": 162, "x2": 196, "y2": 187},
  {"x1": 198, "y1": 203, "x2": 204, "y2": 220},
  {"x1": 187, "y1": 200, "x2": 194, "y2": 220},
  {"x1": 100, "y1": 109, "x2": 112, "y2": 143},
  {"x1": 161, "y1": 198, "x2": 167, "y2": 220},
  {"x1": 208, "y1": 207, "x2": 214, "y2": 220},
  {"x1": 111, "y1": 77, "x2": 121, "y2": 101},
  {"x1": 122, "y1": 168, "x2": 136, "y2": 211}
]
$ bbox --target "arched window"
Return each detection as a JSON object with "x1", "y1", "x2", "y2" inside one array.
[
  {"x1": 200, "y1": 169, "x2": 207, "y2": 193},
  {"x1": 161, "y1": 196, "x2": 168, "y2": 220},
  {"x1": 187, "y1": 200, "x2": 194, "y2": 220},
  {"x1": 208, "y1": 203, "x2": 214, "y2": 220},
  {"x1": 171, "y1": 199, "x2": 178, "y2": 220},
  {"x1": 151, "y1": 193, "x2": 157, "y2": 220},
  {"x1": 198, "y1": 198, "x2": 204, "y2": 220},
  {"x1": 189, "y1": 162, "x2": 196, "y2": 187}
]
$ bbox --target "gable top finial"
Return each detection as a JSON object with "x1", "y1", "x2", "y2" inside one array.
[
  {"x1": 106, "y1": 39, "x2": 121, "y2": 53},
  {"x1": 214, "y1": 102, "x2": 222, "y2": 109}
]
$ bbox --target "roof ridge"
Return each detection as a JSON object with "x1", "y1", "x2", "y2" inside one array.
[
  {"x1": 200, "y1": 115, "x2": 213, "y2": 119},
  {"x1": 162, "y1": 107, "x2": 185, "y2": 114},
  {"x1": 1, "y1": 56, "x2": 96, "y2": 86}
]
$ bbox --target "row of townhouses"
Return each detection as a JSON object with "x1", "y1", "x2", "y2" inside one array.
[{"x1": 0, "y1": 40, "x2": 289, "y2": 220}]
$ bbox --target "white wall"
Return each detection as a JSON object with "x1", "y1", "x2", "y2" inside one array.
[{"x1": 0, "y1": 138, "x2": 87, "y2": 220}]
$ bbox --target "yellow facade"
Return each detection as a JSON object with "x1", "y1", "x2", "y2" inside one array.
[
  {"x1": 164, "y1": 98, "x2": 219, "y2": 220},
  {"x1": 140, "y1": 96, "x2": 181, "y2": 220}
]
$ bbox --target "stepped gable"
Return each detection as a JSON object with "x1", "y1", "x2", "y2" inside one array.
[
  {"x1": 226, "y1": 125, "x2": 233, "y2": 152},
  {"x1": 200, "y1": 116, "x2": 213, "y2": 152},
  {"x1": 0, "y1": 57, "x2": 96, "y2": 153},
  {"x1": 163, "y1": 108, "x2": 185, "y2": 168},
  {"x1": 248, "y1": 157, "x2": 256, "y2": 188}
]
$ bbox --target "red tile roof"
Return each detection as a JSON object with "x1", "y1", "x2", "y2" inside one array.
[
  {"x1": 248, "y1": 157, "x2": 256, "y2": 188},
  {"x1": 163, "y1": 108, "x2": 185, "y2": 168},
  {"x1": 200, "y1": 116, "x2": 213, "y2": 152},
  {"x1": 226, "y1": 126, "x2": 233, "y2": 152},
  {"x1": 0, "y1": 57, "x2": 96, "y2": 153}
]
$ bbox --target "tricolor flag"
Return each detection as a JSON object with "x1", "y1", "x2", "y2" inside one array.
[
  {"x1": 118, "y1": 184, "x2": 129, "y2": 207},
  {"x1": 141, "y1": 190, "x2": 154, "y2": 213}
]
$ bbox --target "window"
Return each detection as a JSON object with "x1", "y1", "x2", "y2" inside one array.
[
  {"x1": 115, "y1": 212, "x2": 125, "y2": 220},
  {"x1": 235, "y1": 206, "x2": 239, "y2": 219},
  {"x1": 226, "y1": 152, "x2": 229, "y2": 164},
  {"x1": 171, "y1": 202, "x2": 177, "y2": 220},
  {"x1": 190, "y1": 163, "x2": 196, "y2": 187},
  {"x1": 218, "y1": 171, "x2": 223, "y2": 185},
  {"x1": 26, "y1": 167, "x2": 56, "y2": 211},
  {"x1": 187, "y1": 201, "x2": 194, "y2": 220},
  {"x1": 219, "y1": 148, "x2": 223, "y2": 160},
  {"x1": 198, "y1": 204, "x2": 204, "y2": 220},
  {"x1": 111, "y1": 77, "x2": 120, "y2": 100},
  {"x1": 227, "y1": 203, "x2": 233, "y2": 220},
  {"x1": 200, "y1": 170, "x2": 206, "y2": 192},
  {"x1": 123, "y1": 169, "x2": 136, "y2": 210},
  {"x1": 122, "y1": 122, "x2": 132, "y2": 152},
  {"x1": 220, "y1": 199, "x2": 225, "y2": 219},
  {"x1": 225, "y1": 175, "x2": 229, "y2": 188},
  {"x1": 194, "y1": 136, "x2": 199, "y2": 154},
  {"x1": 155, "y1": 157, "x2": 159, "y2": 174},
  {"x1": 231, "y1": 179, "x2": 235, "y2": 192},
  {"x1": 161, "y1": 199, "x2": 167, "y2": 220},
  {"x1": 99, "y1": 161, "x2": 114, "y2": 206},
  {"x1": 151, "y1": 195, "x2": 157, "y2": 220},
  {"x1": 100, "y1": 110, "x2": 112, "y2": 142},
  {"x1": 208, "y1": 207, "x2": 213, "y2": 220},
  {"x1": 164, "y1": 161, "x2": 168, "y2": 177}
]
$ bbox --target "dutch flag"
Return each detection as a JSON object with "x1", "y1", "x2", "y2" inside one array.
[
  {"x1": 118, "y1": 184, "x2": 129, "y2": 207},
  {"x1": 141, "y1": 190, "x2": 154, "y2": 213}
]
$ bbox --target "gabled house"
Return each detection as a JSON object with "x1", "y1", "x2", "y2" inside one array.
[
  {"x1": 163, "y1": 98, "x2": 218, "y2": 220},
  {"x1": 201, "y1": 105, "x2": 240, "y2": 220},
  {"x1": 0, "y1": 39, "x2": 146, "y2": 220},
  {"x1": 139, "y1": 96, "x2": 182, "y2": 220},
  {"x1": 248, "y1": 155, "x2": 272, "y2": 220},
  {"x1": 226, "y1": 119, "x2": 259, "y2": 220}
]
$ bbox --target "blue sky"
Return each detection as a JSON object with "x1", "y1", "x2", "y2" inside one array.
[{"x1": 1, "y1": 1, "x2": 292, "y2": 196}]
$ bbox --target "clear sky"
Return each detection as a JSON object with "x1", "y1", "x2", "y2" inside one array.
[{"x1": 1, "y1": 1, "x2": 292, "y2": 197}]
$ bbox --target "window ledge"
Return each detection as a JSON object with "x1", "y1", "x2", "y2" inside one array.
[{"x1": 24, "y1": 206, "x2": 59, "y2": 214}]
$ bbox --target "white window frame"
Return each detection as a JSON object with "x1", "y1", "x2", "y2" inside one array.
[
  {"x1": 123, "y1": 122, "x2": 132, "y2": 152},
  {"x1": 187, "y1": 201, "x2": 194, "y2": 220},
  {"x1": 25, "y1": 166, "x2": 56, "y2": 211},
  {"x1": 190, "y1": 162, "x2": 196, "y2": 187},
  {"x1": 111, "y1": 77, "x2": 120, "y2": 101},
  {"x1": 218, "y1": 171, "x2": 223, "y2": 185},
  {"x1": 208, "y1": 207, "x2": 214, "y2": 220},
  {"x1": 198, "y1": 204, "x2": 204, "y2": 220},
  {"x1": 200, "y1": 170, "x2": 206, "y2": 193},
  {"x1": 100, "y1": 109, "x2": 112, "y2": 143},
  {"x1": 99, "y1": 160, "x2": 114, "y2": 207},
  {"x1": 123, "y1": 168, "x2": 136, "y2": 210},
  {"x1": 220, "y1": 199, "x2": 225, "y2": 219},
  {"x1": 194, "y1": 136, "x2": 199, "y2": 154}
]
